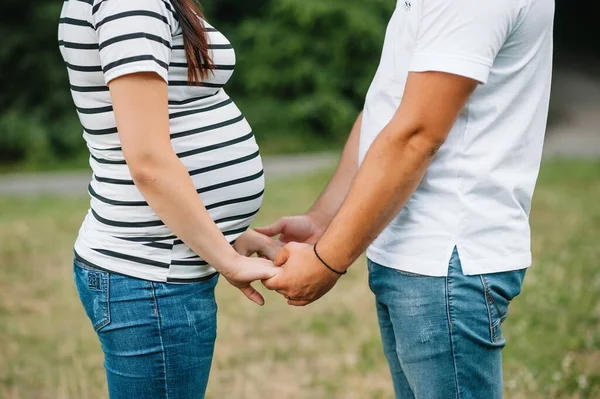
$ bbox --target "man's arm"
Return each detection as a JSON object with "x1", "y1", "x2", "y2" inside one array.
[
  {"x1": 317, "y1": 72, "x2": 477, "y2": 269},
  {"x1": 264, "y1": 71, "x2": 478, "y2": 306},
  {"x1": 255, "y1": 112, "x2": 362, "y2": 244}
]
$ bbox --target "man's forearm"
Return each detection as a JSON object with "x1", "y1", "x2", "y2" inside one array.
[
  {"x1": 308, "y1": 112, "x2": 363, "y2": 228},
  {"x1": 315, "y1": 114, "x2": 441, "y2": 270}
]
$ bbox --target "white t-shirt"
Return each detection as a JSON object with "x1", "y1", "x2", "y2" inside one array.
[
  {"x1": 359, "y1": 0, "x2": 555, "y2": 276},
  {"x1": 59, "y1": 0, "x2": 264, "y2": 282}
]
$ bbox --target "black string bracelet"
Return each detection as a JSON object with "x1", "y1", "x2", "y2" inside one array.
[{"x1": 313, "y1": 242, "x2": 347, "y2": 276}]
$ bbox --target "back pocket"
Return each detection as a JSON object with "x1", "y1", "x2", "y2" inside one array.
[
  {"x1": 73, "y1": 261, "x2": 111, "y2": 332},
  {"x1": 481, "y1": 269, "x2": 526, "y2": 343}
]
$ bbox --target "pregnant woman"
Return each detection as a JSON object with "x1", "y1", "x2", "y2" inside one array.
[{"x1": 59, "y1": 0, "x2": 279, "y2": 397}]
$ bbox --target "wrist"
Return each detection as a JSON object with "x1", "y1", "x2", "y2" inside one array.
[
  {"x1": 211, "y1": 249, "x2": 242, "y2": 278},
  {"x1": 313, "y1": 242, "x2": 347, "y2": 277},
  {"x1": 306, "y1": 209, "x2": 330, "y2": 233}
]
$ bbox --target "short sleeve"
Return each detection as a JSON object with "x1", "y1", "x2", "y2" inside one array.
[
  {"x1": 409, "y1": 0, "x2": 523, "y2": 84},
  {"x1": 92, "y1": 0, "x2": 174, "y2": 85}
]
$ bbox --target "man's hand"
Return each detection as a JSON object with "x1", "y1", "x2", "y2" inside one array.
[
  {"x1": 254, "y1": 214, "x2": 324, "y2": 245},
  {"x1": 262, "y1": 242, "x2": 342, "y2": 306},
  {"x1": 233, "y1": 229, "x2": 282, "y2": 261}
]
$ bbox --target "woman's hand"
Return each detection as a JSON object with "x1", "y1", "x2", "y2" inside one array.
[
  {"x1": 233, "y1": 229, "x2": 283, "y2": 261},
  {"x1": 221, "y1": 255, "x2": 281, "y2": 306}
]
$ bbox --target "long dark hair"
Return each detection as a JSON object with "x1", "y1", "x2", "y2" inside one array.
[{"x1": 170, "y1": 0, "x2": 214, "y2": 82}]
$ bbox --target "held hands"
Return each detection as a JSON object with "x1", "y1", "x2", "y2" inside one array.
[
  {"x1": 263, "y1": 242, "x2": 341, "y2": 306},
  {"x1": 224, "y1": 229, "x2": 284, "y2": 306},
  {"x1": 256, "y1": 215, "x2": 344, "y2": 306},
  {"x1": 232, "y1": 216, "x2": 345, "y2": 307}
]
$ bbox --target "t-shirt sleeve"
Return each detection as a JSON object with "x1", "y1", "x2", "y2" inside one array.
[
  {"x1": 92, "y1": 0, "x2": 174, "y2": 85},
  {"x1": 409, "y1": 0, "x2": 523, "y2": 84}
]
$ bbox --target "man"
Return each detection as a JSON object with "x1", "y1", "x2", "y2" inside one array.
[{"x1": 257, "y1": 0, "x2": 555, "y2": 397}]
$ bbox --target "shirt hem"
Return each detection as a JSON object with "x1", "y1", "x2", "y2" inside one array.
[
  {"x1": 366, "y1": 245, "x2": 531, "y2": 277},
  {"x1": 409, "y1": 53, "x2": 492, "y2": 84},
  {"x1": 73, "y1": 248, "x2": 217, "y2": 284}
]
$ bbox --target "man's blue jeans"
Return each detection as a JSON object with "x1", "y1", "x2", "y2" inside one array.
[
  {"x1": 74, "y1": 260, "x2": 219, "y2": 399},
  {"x1": 368, "y1": 247, "x2": 526, "y2": 399}
]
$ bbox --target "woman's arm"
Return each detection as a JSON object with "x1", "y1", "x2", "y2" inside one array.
[{"x1": 109, "y1": 72, "x2": 279, "y2": 305}]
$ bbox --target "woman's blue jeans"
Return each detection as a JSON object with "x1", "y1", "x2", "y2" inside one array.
[
  {"x1": 368, "y1": 247, "x2": 526, "y2": 399},
  {"x1": 74, "y1": 260, "x2": 219, "y2": 399}
]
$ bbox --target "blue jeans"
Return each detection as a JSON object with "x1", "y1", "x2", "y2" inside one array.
[
  {"x1": 368, "y1": 248, "x2": 526, "y2": 399},
  {"x1": 73, "y1": 260, "x2": 219, "y2": 399}
]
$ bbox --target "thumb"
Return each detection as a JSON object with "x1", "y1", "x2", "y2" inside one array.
[
  {"x1": 254, "y1": 218, "x2": 288, "y2": 238},
  {"x1": 274, "y1": 245, "x2": 291, "y2": 267}
]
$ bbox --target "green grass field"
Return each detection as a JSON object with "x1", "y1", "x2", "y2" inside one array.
[{"x1": 0, "y1": 159, "x2": 599, "y2": 398}]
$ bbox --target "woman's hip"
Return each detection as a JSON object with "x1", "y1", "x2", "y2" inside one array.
[{"x1": 73, "y1": 260, "x2": 219, "y2": 398}]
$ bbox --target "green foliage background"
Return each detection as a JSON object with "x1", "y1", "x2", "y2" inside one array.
[{"x1": 0, "y1": 0, "x2": 395, "y2": 168}]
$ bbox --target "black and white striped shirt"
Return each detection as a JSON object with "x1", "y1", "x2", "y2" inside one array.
[{"x1": 59, "y1": 0, "x2": 264, "y2": 283}]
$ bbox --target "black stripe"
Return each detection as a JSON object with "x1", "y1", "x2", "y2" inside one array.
[
  {"x1": 160, "y1": 0, "x2": 175, "y2": 14},
  {"x1": 94, "y1": 174, "x2": 134, "y2": 185},
  {"x1": 91, "y1": 0, "x2": 106, "y2": 14},
  {"x1": 178, "y1": 131, "x2": 254, "y2": 159},
  {"x1": 166, "y1": 272, "x2": 219, "y2": 284},
  {"x1": 168, "y1": 81, "x2": 222, "y2": 88},
  {"x1": 168, "y1": 92, "x2": 218, "y2": 105},
  {"x1": 91, "y1": 154, "x2": 126, "y2": 165},
  {"x1": 169, "y1": 98, "x2": 232, "y2": 120},
  {"x1": 95, "y1": 10, "x2": 170, "y2": 30},
  {"x1": 91, "y1": 209, "x2": 163, "y2": 228},
  {"x1": 103, "y1": 55, "x2": 169, "y2": 74},
  {"x1": 205, "y1": 27, "x2": 218, "y2": 32},
  {"x1": 73, "y1": 0, "x2": 94, "y2": 4},
  {"x1": 197, "y1": 170, "x2": 264, "y2": 195},
  {"x1": 84, "y1": 126, "x2": 118, "y2": 136},
  {"x1": 65, "y1": 62, "x2": 102, "y2": 72},
  {"x1": 213, "y1": 209, "x2": 260, "y2": 225},
  {"x1": 208, "y1": 44, "x2": 233, "y2": 50},
  {"x1": 169, "y1": 63, "x2": 235, "y2": 71},
  {"x1": 189, "y1": 150, "x2": 260, "y2": 177},
  {"x1": 59, "y1": 17, "x2": 94, "y2": 28},
  {"x1": 91, "y1": 150, "x2": 261, "y2": 187},
  {"x1": 58, "y1": 40, "x2": 99, "y2": 50},
  {"x1": 77, "y1": 105, "x2": 113, "y2": 115},
  {"x1": 99, "y1": 33, "x2": 171, "y2": 52},
  {"x1": 171, "y1": 114, "x2": 244, "y2": 140},
  {"x1": 70, "y1": 84, "x2": 108, "y2": 92},
  {"x1": 173, "y1": 226, "x2": 248, "y2": 246},
  {"x1": 144, "y1": 241, "x2": 173, "y2": 250},
  {"x1": 205, "y1": 190, "x2": 264, "y2": 211},
  {"x1": 115, "y1": 235, "x2": 176, "y2": 242},
  {"x1": 92, "y1": 248, "x2": 170, "y2": 268},
  {"x1": 171, "y1": 259, "x2": 209, "y2": 266},
  {"x1": 89, "y1": 184, "x2": 147, "y2": 206}
]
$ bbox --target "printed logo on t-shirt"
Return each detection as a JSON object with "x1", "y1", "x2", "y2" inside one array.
[{"x1": 404, "y1": 1, "x2": 412, "y2": 11}]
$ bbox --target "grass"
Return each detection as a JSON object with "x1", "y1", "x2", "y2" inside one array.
[{"x1": 0, "y1": 159, "x2": 599, "y2": 398}]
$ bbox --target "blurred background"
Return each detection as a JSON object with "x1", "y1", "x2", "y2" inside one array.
[{"x1": 0, "y1": 0, "x2": 598, "y2": 398}]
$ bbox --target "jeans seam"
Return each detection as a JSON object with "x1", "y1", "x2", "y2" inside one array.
[
  {"x1": 150, "y1": 282, "x2": 169, "y2": 399},
  {"x1": 445, "y1": 275, "x2": 461, "y2": 399},
  {"x1": 480, "y1": 276, "x2": 503, "y2": 343}
]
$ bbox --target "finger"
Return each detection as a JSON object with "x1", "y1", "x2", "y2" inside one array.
[
  {"x1": 254, "y1": 218, "x2": 288, "y2": 238},
  {"x1": 273, "y1": 245, "x2": 291, "y2": 267},
  {"x1": 258, "y1": 241, "x2": 278, "y2": 261},
  {"x1": 240, "y1": 285, "x2": 265, "y2": 306},
  {"x1": 288, "y1": 299, "x2": 311, "y2": 307},
  {"x1": 262, "y1": 274, "x2": 283, "y2": 291}
]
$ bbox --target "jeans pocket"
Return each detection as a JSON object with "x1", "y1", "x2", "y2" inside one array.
[
  {"x1": 480, "y1": 269, "x2": 526, "y2": 343},
  {"x1": 73, "y1": 261, "x2": 111, "y2": 332}
]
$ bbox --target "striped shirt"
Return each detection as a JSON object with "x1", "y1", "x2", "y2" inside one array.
[{"x1": 58, "y1": 0, "x2": 264, "y2": 283}]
